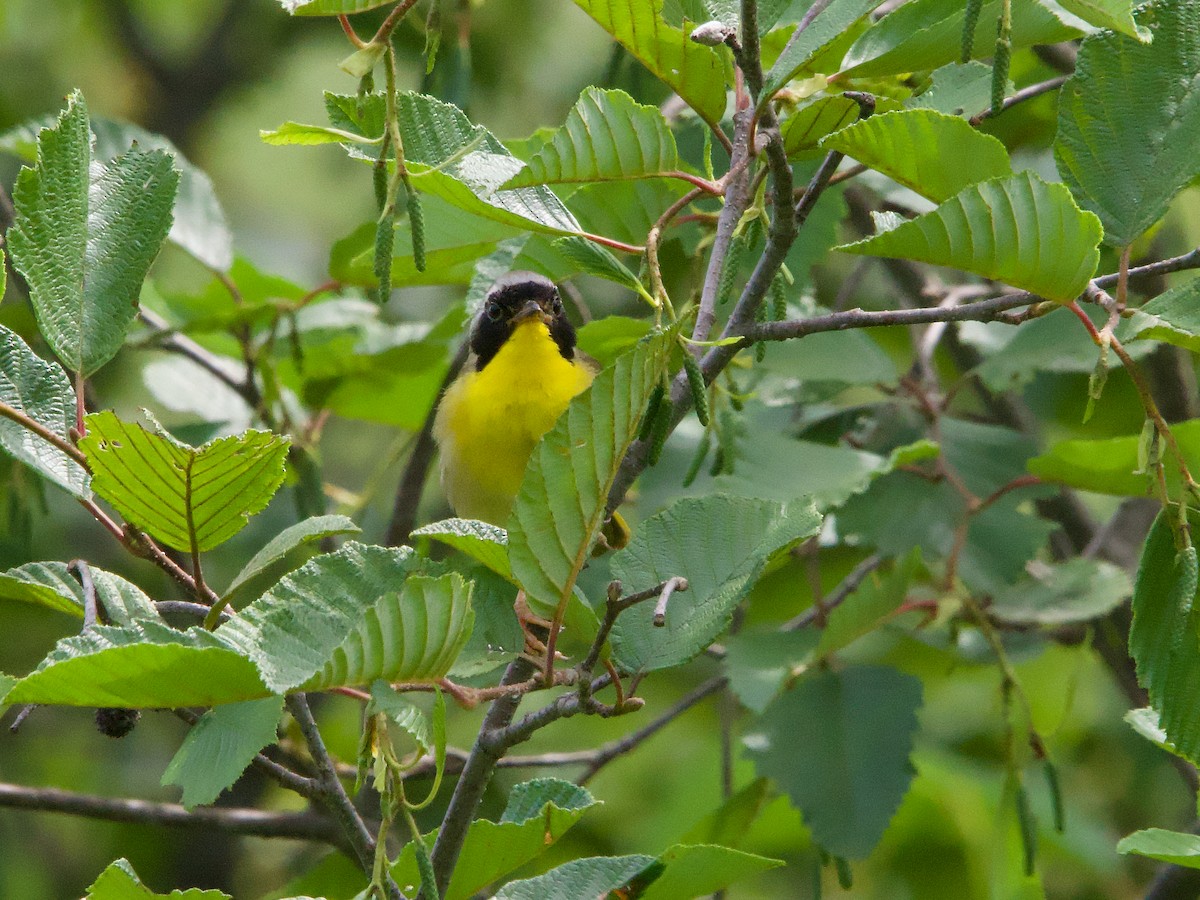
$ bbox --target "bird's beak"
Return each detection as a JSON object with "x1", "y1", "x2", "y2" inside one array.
[{"x1": 512, "y1": 299, "x2": 550, "y2": 325}]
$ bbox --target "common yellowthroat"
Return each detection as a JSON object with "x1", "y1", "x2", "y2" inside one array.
[{"x1": 434, "y1": 272, "x2": 600, "y2": 528}]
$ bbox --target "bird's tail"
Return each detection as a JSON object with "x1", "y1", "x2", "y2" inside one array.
[{"x1": 596, "y1": 510, "x2": 631, "y2": 554}]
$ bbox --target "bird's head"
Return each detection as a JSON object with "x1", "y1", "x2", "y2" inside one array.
[{"x1": 470, "y1": 272, "x2": 576, "y2": 370}]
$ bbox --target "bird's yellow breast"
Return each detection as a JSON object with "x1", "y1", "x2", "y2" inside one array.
[{"x1": 434, "y1": 319, "x2": 595, "y2": 525}]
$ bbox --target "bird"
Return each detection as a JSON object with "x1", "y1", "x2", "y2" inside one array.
[
  {"x1": 433, "y1": 271, "x2": 596, "y2": 527},
  {"x1": 433, "y1": 272, "x2": 627, "y2": 650}
]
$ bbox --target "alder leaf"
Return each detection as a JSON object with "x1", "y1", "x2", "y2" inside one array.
[
  {"x1": 0, "y1": 561, "x2": 158, "y2": 624},
  {"x1": 570, "y1": 0, "x2": 730, "y2": 129},
  {"x1": 837, "y1": 171, "x2": 1102, "y2": 303},
  {"x1": 1055, "y1": 0, "x2": 1200, "y2": 246},
  {"x1": 819, "y1": 109, "x2": 1012, "y2": 203},
  {"x1": 7, "y1": 91, "x2": 178, "y2": 376},
  {"x1": 0, "y1": 325, "x2": 89, "y2": 497},
  {"x1": 77, "y1": 411, "x2": 290, "y2": 554},
  {"x1": 161, "y1": 696, "x2": 284, "y2": 810},
  {"x1": 224, "y1": 514, "x2": 361, "y2": 598},
  {"x1": 502, "y1": 87, "x2": 680, "y2": 188},
  {"x1": 219, "y1": 542, "x2": 472, "y2": 693}
]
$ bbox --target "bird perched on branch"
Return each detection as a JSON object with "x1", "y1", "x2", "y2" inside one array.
[
  {"x1": 434, "y1": 271, "x2": 628, "y2": 650},
  {"x1": 435, "y1": 271, "x2": 630, "y2": 538}
]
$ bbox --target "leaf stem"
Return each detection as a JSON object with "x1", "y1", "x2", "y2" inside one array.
[{"x1": 0, "y1": 400, "x2": 89, "y2": 467}]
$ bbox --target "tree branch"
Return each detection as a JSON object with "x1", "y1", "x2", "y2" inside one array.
[
  {"x1": 287, "y1": 695, "x2": 407, "y2": 900},
  {"x1": 577, "y1": 675, "x2": 726, "y2": 784},
  {"x1": 430, "y1": 658, "x2": 537, "y2": 895},
  {"x1": 0, "y1": 781, "x2": 346, "y2": 846}
]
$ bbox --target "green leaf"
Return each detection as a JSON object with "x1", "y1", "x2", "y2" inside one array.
[
  {"x1": 0, "y1": 325, "x2": 89, "y2": 496},
  {"x1": 0, "y1": 561, "x2": 158, "y2": 624},
  {"x1": 492, "y1": 855, "x2": 656, "y2": 900},
  {"x1": 744, "y1": 665, "x2": 923, "y2": 859},
  {"x1": 1126, "y1": 707, "x2": 1183, "y2": 757},
  {"x1": 508, "y1": 332, "x2": 671, "y2": 621},
  {"x1": 837, "y1": 171, "x2": 1102, "y2": 303},
  {"x1": 7, "y1": 620, "x2": 269, "y2": 707},
  {"x1": 640, "y1": 844, "x2": 784, "y2": 899},
  {"x1": 1128, "y1": 278, "x2": 1200, "y2": 352},
  {"x1": 575, "y1": 316, "x2": 654, "y2": 366},
  {"x1": 1055, "y1": 0, "x2": 1200, "y2": 247},
  {"x1": 2, "y1": 115, "x2": 231, "y2": 273},
  {"x1": 610, "y1": 495, "x2": 822, "y2": 672},
  {"x1": 368, "y1": 680, "x2": 433, "y2": 754},
  {"x1": 224, "y1": 514, "x2": 361, "y2": 598},
  {"x1": 1118, "y1": 828, "x2": 1200, "y2": 868},
  {"x1": 989, "y1": 558, "x2": 1131, "y2": 625},
  {"x1": 7, "y1": 91, "x2": 179, "y2": 376},
  {"x1": 447, "y1": 573, "x2": 522, "y2": 679},
  {"x1": 551, "y1": 237, "x2": 652, "y2": 300},
  {"x1": 502, "y1": 88, "x2": 680, "y2": 187},
  {"x1": 1129, "y1": 512, "x2": 1200, "y2": 762},
  {"x1": 841, "y1": 0, "x2": 1085, "y2": 78},
  {"x1": 1054, "y1": 0, "x2": 1149, "y2": 41},
  {"x1": 1028, "y1": 420, "x2": 1200, "y2": 497},
  {"x1": 975, "y1": 304, "x2": 1148, "y2": 391},
  {"x1": 819, "y1": 109, "x2": 1011, "y2": 203},
  {"x1": 219, "y1": 544, "x2": 472, "y2": 692},
  {"x1": 815, "y1": 550, "x2": 920, "y2": 659},
  {"x1": 571, "y1": 0, "x2": 730, "y2": 129},
  {"x1": 260, "y1": 121, "x2": 384, "y2": 146},
  {"x1": 781, "y1": 96, "x2": 862, "y2": 158},
  {"x1": 680, "y1": 778, "x2": 772, "y2": 848},
  {"x1": 391, "y1": 779, "x2": 598, "y2": 900},
  {"x1": 0, "y1": 673, "x2": 15, "y2": 715},
  {"x1": 411, "y1": 518, "x2": 511, "y2": 580},
  {"x1": 282, "y1": 0, "x2": 392, "y2": 14},
  {"x1": 725, "y1": 629, "x2": 820, "y2": 713},
  {"x1": 763, "y1": 0, "x2": 883, "y2": 98},
  {"x1": 86, "y1": 858, "x2": 230, "y2": 899},
  {"x1": 908, "y1": 60, "x2": 996, "y2": 117},
  {"x1": 161, "y1": 696, "x2": 284, "y2": 810},
  {"x1": 78, "y1": 411, "x2": 290, "y2": 553}
]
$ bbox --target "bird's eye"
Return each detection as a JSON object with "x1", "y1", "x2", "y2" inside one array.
[
  {"x1": 485, "y1": 301, "x2": 503, "y2": 321},
  {"x1": 552, "y1": 298, "x2": 563, "y2": 314}
]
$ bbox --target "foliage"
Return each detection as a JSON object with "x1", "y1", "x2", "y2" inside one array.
[{"x1": 1, "y1": 0, "x2": 1200, "y2": 898}]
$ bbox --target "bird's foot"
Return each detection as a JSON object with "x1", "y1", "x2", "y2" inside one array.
[{"x1": 514, "y1": 590, "x2": 566, "y2": 663}]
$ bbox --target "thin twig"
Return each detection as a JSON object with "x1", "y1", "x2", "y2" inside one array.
[
  {"x1": 287, "y1": 695, "x2": 406, "y2": 900},
  {"x1": 0, "y1": 781, "x2": 346, "y2": 847},
  {"x1": 969, "y1": 75, "x2": 1069, "y2": 126},
  {"x1": 783, "y1": 553, "x2": 885, "y2": 631},
  {"x1": 578, "y1": 675, "x2": 727, "y2": 784}
]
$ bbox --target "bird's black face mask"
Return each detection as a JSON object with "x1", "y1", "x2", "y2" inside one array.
[{"x1": 470, "y1": 272, "x2": 577, "y2": 371}]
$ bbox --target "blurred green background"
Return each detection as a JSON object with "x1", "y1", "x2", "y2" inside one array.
[{"x1": 0, "y1": 2, "x2": 1196, "y2": 898}]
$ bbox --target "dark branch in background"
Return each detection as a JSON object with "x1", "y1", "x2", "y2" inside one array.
[
  {"x1": 0, "y1": 781, "x2": 345, "y2": 846},
  {"x1": 95, "y1": 0, "x2": 302, "y2": 150},
  {"x1": 137, "y1": 309, "x2": 257, "y2": 404},
  {"x1": 386, "y1": 340, "x2": 469, "y2": 546}
]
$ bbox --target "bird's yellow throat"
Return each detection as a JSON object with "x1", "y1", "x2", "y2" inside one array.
[{"x1": 434, "y1": 318, "x2": 594, "y2": 525}]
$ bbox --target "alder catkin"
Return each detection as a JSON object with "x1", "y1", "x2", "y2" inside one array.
[
  {"x1": 962, "y1": 0, "x2": 983, "y2": 62},
  {"x1": 638, "y1": 383, "x2": 666, "y2": 443},
  {"x1": 405, "y1": 182, "x2": 426, "y2": 273},
  {"x1": 682, "y1": 351, "x2": 710, "y2": 426},
  {"x1": 682, "y1": 430, "x2": 711, "y2": 487}
]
